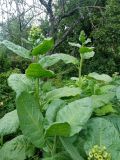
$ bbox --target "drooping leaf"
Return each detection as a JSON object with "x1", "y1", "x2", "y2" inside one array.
[
  {"x1": 8, "y1": 74, "x2": 34, "y2": 96},
  {"x1": 1, "y1": 40, "x2": 31, "y2": 59},
  {"x1": 45, "y1": 122, "x2": 70, "y2": 137},
  {"x1": 0, "y1": 110, "x2": 19, "y2": 136},
  {"x1": 94, "y1": 104, "x2": 117, "y2": 116},
  {"x1": 16, "y1": 92, "x2": 44, "y2": 148},
  {"x1": 88, "y1": 72, "x2": 112, "y2": 82},
  {"x1": 60, "y1": 137, "x2": 84, "y2": 160},
  {"x1": 0, "y1": 135, "x2": 35, "y2": 160},
  {"x1": 32, "y1": 38, "x2": 54, "y2": 55},
  {"x1": 45, "y1": 99, "x2": 66, "y2": 124},
  {"x1": 39, "y1": 53, "x2": 79, "y2": 68},
  {"x1": 26, "y1": 63, "x2": 55, "y2": 78},
  {"x1": 57, "y1": 97, "x2": 93, "y2": 136},
  {"x1": 46, "y1": 87, "x2": 81, "y2": 102},
  {"x1": 68, "y1": 42, "x2": 81, "y2": 48}
]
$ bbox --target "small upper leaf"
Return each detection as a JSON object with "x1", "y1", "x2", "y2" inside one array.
[
  {"x1": 79, "y1": 46, "x2": 93, "y2": 54},
  {"x1": 26, "y1": 63, "x2": 55, "y2": 78},
  {"x1": 79, "y1": 30, "x2": 86, "y2": 43},
  {"x1": 32, "y1": 38, "x2": 54, "y2": 55},
  {"x1": 68, "y1": 42, "x2": 81, "y2": 48}
]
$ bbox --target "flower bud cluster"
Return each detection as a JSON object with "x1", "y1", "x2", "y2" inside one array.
[{"x1": 88, "y1": 145, "x2": 111, "y2": 160}]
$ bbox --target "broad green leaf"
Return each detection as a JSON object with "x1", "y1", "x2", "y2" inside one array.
[
  {"x1": 88, "y1": 72, "x2": 112, "y2": 82},
  {"x1": 79, "y1": 46, "x2": 93, "y2": 54},
  {"x1": 60, "y1": 137, "x2": 84, "y2": 160},
  {"x1": 57, "y1": 97, "x2": 93, "y2": 136},
  {"x1": 39, "y1": 53, "x2": 79, "y2": 68},
  {"x1": 1, "y1": 40, "x2": 31, "y2": 59},
  {"x1": 79, "y1": 30, "x2": 86, "y2": 43},
  {"x1": 0, "y1": 135, "x2": 35, "y2": 160},
  {"x1": 68, "y1": 42, "x2": 81, "y2": 48},
  {"x1": 26, "y1": 63, "x2": 55, "y2": 78},
  {"x1": 45, "y1": 122, "x2": 70, "y2": 137},
  {"x1": 0, "y1": 110, "x2": 19, "y2": 136},
  {"x1": 84, "y1": 118, "x2": 120, "y2": 160},
  {"x1": 32, "y1": 38, "x2": 54, "y2": 55},
  {"x1": 45, "y1": 99, "x2": 66, "y2": 124},
  {"x1": 82, "y1": 51, "x2": 95, "y2": 59},
  {"x1": 91, "y1": 93, "x2": 115, "y2": 109},
  {"x1": 46, "y1": 87, "x2": 81, "y2": 102},
  {"x1": 16, "y1": 92, "x2": 44, "y2": 148},
  {"x1": 8, "y1": 74, "x2": 34, "y2": 96},
  {"x1": 94, "y1": 104, "x2": 117, "y2": 116}
]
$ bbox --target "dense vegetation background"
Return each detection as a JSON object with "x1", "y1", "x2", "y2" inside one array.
[
  {"x1": 0, "y1": 1, "x2": 120, "y2": 160},
  {"x1": 0, "y1": 0, "x2": 120, "y2": 117}
]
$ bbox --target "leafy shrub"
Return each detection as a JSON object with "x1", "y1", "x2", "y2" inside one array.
[{"x1": 0, "y1": 32, "x2": 120, "y2": 160}]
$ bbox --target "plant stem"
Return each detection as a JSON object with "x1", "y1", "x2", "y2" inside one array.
[
  {"x1": 35, "y1": 78, "x2": 39, "y2": 99},
  {"x1": 79, "y1": 54, "x2": 83, "y2": 87}
]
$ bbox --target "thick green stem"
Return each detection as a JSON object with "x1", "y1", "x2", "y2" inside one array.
[
  {"x1": 79, "y1": 54, "x2": 83, "y2": 86},
  {"x1": 35, "y1": 78, "x2": 39, "y2": 99}
]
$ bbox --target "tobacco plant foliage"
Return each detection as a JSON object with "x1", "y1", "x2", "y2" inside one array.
[{"x1": 0, "y1": 31, "x2": 120, "y2": 160}]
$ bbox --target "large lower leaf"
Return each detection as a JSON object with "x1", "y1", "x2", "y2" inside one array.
[
  {"x1": 84, "y1": 118, "x2": 120, "y2": 160},
  {"x1": 1, "y1": 40, "x2": 31, "y2": 59},
  {"x1": 0, "y1": 135, "x2": 35, "y2": 160},
  {"x1": 32, "y1": 38, "x2": 54, "y2": 55},
  {"x1": 39, "y1": 53, "x2": 78, "y2": 68},
  {"x1": 46, "y1": 87, "x2": 81, "y2": 102},
  {"x1": 57, "y1": 97, "x2": 93, "y2": 136},
  {"x1": 116, "y1": 86, "x2": 120, "y2": 100},
  {"x1": 45, "y1": 122, "x2": 70, "y2": 137},
  {"x1": 8, "y1": 74, "x2": 34, "y2": 96},
  {"x1": 0, "y1": 110, "x2": 19, "y2": 136},
  {"x1": 16, "y1": 92, "x2": 44, "y2": 148},
  {"x1": 26, "y1": 63, "x2": 54, "y2": 78}
]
